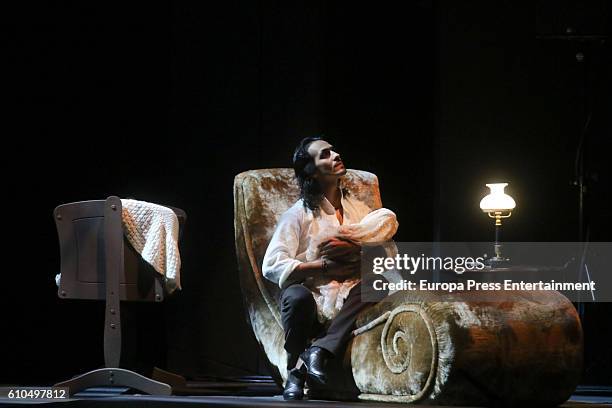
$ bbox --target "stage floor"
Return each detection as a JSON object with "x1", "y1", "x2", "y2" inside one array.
[
  {"x1": 0, "y1": 395, "x2": 611, "y2": 407},
  {"x1": 1, "y1": 382, "x2": 610, "y2": 407},
  {"x1": 1, "y1": 393, "x2": 611, "y2": 407}
]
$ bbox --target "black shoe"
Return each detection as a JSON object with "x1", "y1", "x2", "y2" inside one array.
[
  {"x1": 283, "y1": 367, "x2": 305, "y2": 400},
  {"x1": 299, "y1": 346, "x2": 331, "y2": 386}
]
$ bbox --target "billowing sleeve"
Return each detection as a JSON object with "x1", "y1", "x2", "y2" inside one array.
[{"x1": 262, "y1": 208, "x2": 303, "y2": 288}]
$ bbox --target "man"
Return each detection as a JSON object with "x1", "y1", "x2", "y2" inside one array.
[{"x1": 262, "y1": 136, "x2": 393, "y2": 400}]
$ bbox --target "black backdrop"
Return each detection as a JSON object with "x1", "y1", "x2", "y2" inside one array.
[{"x1": 5, "y1": 1, "x2": 611, "y2": 386}]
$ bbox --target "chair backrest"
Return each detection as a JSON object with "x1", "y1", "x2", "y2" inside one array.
[
  {"x1": 234, "y1": 168, "x2": 382, "y2": 314},
  {"x1": 54, "y1": 197, "x2": 187, "y2": 302}
]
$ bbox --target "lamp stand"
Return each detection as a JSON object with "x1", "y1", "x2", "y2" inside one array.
[{"x1": 486, "y1": 211, "x2": 511, "y2": 267}]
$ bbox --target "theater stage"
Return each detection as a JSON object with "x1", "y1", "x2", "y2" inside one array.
[{"x1": 1, "y1": 381, "x2": 610, "y2": 407}]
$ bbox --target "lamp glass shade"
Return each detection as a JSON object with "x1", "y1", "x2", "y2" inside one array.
[{"x1": 479, "y1": 183, "x2": 516, "y2": 212}]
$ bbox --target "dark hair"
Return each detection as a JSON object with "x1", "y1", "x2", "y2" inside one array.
[{"x1": 293, "y1": 136, "x2": 324, "y2": 213}]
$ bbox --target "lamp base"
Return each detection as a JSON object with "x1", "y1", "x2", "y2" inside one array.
[
  {"x1": 485, "y1": 241, "x2": 511, "y2": 268},
  {"x1": 485, "y1": 256, "x2": 511, "y2": 268}
]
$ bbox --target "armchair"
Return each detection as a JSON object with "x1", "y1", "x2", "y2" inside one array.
[{"x1": 233, "y1": 169, "x2": 582, "y2": 405}]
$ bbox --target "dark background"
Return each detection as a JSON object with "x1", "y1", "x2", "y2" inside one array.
[{"x1": 4, "y1": 0, "x2": 611, "y2": 387}]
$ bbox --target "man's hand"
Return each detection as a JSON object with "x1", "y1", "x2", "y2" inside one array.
[
  {"x1": 281, "y1": 239, "x2": 361, "y2": 288},
  {"x1": 324, "y1": 259, "x2": 360, "y2": 280},
  {"x1": 319, "y1": 237, "x2": 361, "y2": 263}
]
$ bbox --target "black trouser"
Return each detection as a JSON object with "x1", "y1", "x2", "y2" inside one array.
[{"x1": 279, "y1": 276, "x2": 388, "y2": 370}]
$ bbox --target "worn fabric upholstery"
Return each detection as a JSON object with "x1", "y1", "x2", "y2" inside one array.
[{"x1": 234, "y1": 168, "x2": 582, "y2": 405}]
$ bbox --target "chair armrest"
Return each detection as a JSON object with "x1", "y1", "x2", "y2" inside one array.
[{"x1": 350, "y1": 290, "x2": 582, "y2": 406}]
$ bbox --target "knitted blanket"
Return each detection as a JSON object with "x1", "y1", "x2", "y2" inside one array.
[{"x1": 121, "y1": 199, "x2": 181, "y2": 293}]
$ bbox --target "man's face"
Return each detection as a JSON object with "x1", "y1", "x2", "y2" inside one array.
[{"x1": 307, "y1": 140, "x2": 346, "y2": 179}]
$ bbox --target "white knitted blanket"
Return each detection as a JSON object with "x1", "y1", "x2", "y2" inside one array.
[{"x1": 121, "y1": 199, "x2": 181, "y2": 293}]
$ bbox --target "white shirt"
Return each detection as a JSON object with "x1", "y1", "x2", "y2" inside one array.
[{"x1": 262, "y1": 189, "x2": 373, "y2": 288}]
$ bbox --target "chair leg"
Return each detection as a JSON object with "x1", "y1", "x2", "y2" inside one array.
[{"x1": 54, "y1": 367, "x2": 172, "y2": 396}]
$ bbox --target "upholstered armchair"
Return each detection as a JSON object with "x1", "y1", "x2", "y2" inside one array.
[{"x1": 233, "y1": 168, "x2": 582, "y2": 405}]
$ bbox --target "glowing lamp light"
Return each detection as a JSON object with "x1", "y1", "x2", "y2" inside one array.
[{"x1": 480, "y1": 183, "x2": 516, "y2": 215}]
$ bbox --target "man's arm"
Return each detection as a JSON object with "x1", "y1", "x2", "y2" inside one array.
[
  {"x1": 262, "y1": 209, "x2": 304, "y2": 288},
  {"x1": 281, "y1": 258, "x2": 361, "y2": 289},
  {"x1": 263, "y1": 207, "x2": 363, "y2": 290},
  {"x1": 281, "y1": 260, "x2": 325, "y2": 289}
]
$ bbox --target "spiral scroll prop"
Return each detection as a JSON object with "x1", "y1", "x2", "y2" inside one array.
[{"x1": 377, "y1": 304, "x2": 438, "y2": 402}]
